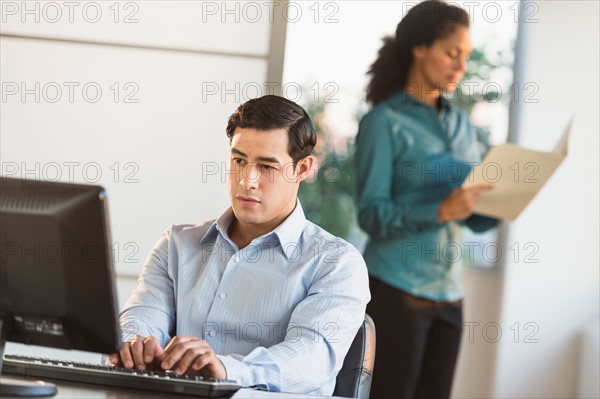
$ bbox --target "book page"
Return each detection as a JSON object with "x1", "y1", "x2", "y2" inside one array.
[{"x1": 462, "y1": 117, "x2": 573, "y2": 220}]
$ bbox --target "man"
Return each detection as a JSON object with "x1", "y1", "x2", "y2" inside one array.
[{"x1": 110, "y1": 95, "x2": 370, "y2": 396}]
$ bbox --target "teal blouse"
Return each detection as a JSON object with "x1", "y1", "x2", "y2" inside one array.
[{"x1": 354, "y1": 91, "x2": 497, "y2": 302}]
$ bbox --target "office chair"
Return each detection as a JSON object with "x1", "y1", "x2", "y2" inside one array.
[{"x1": 332, "y1": 314, "x2": 376, "y2": 399}]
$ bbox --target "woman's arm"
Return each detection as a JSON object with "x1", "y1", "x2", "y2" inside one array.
[{"x1": 354, "y1": 109, "x2": 443, "y2": 240}]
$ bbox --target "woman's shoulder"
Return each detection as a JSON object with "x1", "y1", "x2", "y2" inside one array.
[
  {"x1": 449, "y1": 103, "x2": 471, "y2": 121},
  {"x1": 441, "y1": 97, "x2": 472, "y2": 121},
  {"x1": 357, "y1": 104, "x2": 400, "y2": 141},
  {"x1": 359, "y1": 96, "x2": 409, "y2": 130}
]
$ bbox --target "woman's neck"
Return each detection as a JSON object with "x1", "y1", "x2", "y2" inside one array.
[{"x1": 405, "y1": 69, "x2": 440, "y2": 110}]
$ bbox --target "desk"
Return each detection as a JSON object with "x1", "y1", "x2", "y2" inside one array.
[{"x1": 1, "y1": 374, "x2": 342, "y2": 399}]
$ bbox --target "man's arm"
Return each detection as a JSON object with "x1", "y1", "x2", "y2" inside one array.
[
  {"x1": 217, "y1": 241, "x2": 370, "y2": 394},
  {"x1": 116, "y1": 227, "x2": 370, "y2": 394},
  {"x1": 119, "y1": 227, "x2": 176, "y2": 346},
  {"x1": 147, "y1": 240, "x2": 370, "y2": 392}
]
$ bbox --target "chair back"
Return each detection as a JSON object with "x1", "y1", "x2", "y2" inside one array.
[{"x1": 332, "y1": 314, "x2": 376, "y2": 399}]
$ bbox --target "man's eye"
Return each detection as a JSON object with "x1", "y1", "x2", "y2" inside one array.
[
  {"x1": 447, "y1": 51, "x2": 459, "y2": 59},
  {"x1": 233, "y1": 158, "x2": 245, "y2": 165},
  {"x1": 260, "y1": 164, "x2": 275, "y2": 171}
]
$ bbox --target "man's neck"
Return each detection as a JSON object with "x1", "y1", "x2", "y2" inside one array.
[
  {"x1": 228, "y1": 219, "x2": 262, "y2": 249},
  {"x1": 227, "y1": 200, "x2": 298, "y2": 249},
  {"x1": 227, "y1": 214, "x2": 288, "y2": 250}
]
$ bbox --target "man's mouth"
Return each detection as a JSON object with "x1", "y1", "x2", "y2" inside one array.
[{"x1": 236, "y1": 195, "x2": 261, "y2": 207}]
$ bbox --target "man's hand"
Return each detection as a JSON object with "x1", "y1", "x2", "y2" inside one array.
[
  {"x1": 160, "y1": 336, "x2": 226, "y2": 379},
  {"x1": 438, "y1": 184, "x2": 494, "y2": 222},
  {"x1": 108, "y1": 335, "x2": 164, "y2": 371}
]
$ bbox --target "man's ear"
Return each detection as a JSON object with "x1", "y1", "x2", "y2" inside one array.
[{"x1": 295, "y1": 155, "x2": 316, "y2": 183}]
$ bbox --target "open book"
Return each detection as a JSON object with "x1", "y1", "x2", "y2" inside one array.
[{"x1": 462, "y1": 116, "x2": 574, "y2": 221}]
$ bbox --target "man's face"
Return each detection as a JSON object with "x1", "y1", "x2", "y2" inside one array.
[{"x1": 227, "y1": 127, "x2": 308, "y2": 234}]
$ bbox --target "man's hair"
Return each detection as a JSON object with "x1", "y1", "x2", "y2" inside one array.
[{"x1": 226, "y1": 95, "x2": 316, "y2": 167}]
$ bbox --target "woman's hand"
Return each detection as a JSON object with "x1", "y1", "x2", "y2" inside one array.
[{"x1": 438, "y1": 184, "x2": 494, "y2": 222}]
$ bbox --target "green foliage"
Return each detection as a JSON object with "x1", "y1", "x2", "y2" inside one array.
[
  {"x1": 298, "y1": 100, "x2": 358, "y2": 239},
  {"x1": 298, "y1": 149, "x2": 356, "y2": 238}
]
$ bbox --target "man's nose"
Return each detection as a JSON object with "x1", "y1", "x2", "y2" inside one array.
[{"x1": 240, "y1": 164, "x2": 260, "y2": 191}]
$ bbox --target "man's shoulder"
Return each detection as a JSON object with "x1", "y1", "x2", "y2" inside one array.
[
  {"x1": 163, "y1": 219, "x2": 217, "y2": 242},
  {"x1": 300, "y1": 222, "x2": 369, "y2": 298},
  {"x1": 301, "y1": 220, "x2": 364, "y2": 262}
]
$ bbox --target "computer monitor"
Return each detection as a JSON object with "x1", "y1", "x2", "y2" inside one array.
[{"x1": 0, "y1": 177, "x2": 121, "y2": 396}]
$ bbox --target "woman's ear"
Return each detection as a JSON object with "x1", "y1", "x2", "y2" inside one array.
[{"x1": 412, "y1": 45, "x2": 427, "y2": 61}]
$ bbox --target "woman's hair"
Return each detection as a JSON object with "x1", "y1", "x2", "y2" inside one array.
[{"x1": 366, "y1": 0, "x2": 469, "y2": 105}]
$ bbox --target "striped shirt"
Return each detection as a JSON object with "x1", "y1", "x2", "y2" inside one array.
[{"x1": 119, "y1": 201, "x2": 370, "y2": 395}]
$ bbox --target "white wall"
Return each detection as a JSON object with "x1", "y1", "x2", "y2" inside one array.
[
  {"x1": 492, "y1": 1, "x2": 600, "y2": 397},
  {"x1": 0, "y1": 0, "x2": 284, "y2": 282},
  {"x1": 452, "y1": 266, "x2": 503, "y2": 398},
  {"x1": 1, "y1": 0, "x2": 286, "y2": 358}
]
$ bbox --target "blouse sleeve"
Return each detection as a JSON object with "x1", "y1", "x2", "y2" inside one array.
[{"x1": 354, "y1": 109, "x2": 444, "y2": 240}]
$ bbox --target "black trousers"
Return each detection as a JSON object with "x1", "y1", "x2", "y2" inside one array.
[{"x1": 367, "y1": 276, "x2": 463, "y2": 399}]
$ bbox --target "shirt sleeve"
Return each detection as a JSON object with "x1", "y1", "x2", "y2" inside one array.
[
  {"x1": 217, "y1": 242, "x2": 370, "y2": 394},
  {"x1": 119, "y1": 227, "x2": 175, "y2": 346},
  {"x1": 354, "y1": 108, "x2": 443, "y2": 240}
]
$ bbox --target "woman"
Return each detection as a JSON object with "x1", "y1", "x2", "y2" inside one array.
[{"x1": 354, "y1": 1, "x2": 498, "y2": 398}]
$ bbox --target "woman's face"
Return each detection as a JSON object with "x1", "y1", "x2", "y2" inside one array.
[{"x1": 413, "y1": 25, "x2": 472, "y2": 93}]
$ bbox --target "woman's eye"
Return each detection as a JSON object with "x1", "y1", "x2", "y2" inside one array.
[{"x1": 447, "y1": 51, "x2": 459, "y2": 59}]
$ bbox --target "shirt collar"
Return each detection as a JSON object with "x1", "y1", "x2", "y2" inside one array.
[
  {"x1": 270, "y1": 200, "x2": 307, "y2": 259},
  {"x1": 197, "y1": 209, "x2": 233, "y2": 246},
  {"x1": 385, "y1": 90, "x2": 452, "y2": 112},
  {"x1": 201, "y1": 199, "x2": 307, "y2": 260}
]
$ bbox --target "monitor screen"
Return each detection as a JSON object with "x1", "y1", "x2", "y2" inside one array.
[{"x1": 0, "y1": 177, "x2": 121, "y2": 354}]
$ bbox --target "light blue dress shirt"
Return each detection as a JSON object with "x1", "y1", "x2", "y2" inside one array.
[
  {"x1": 355, "y1": 91, "x2": 498, "y2": 302},
  {"x1": 120, "y1": 201, "x2": 370, "y2": 396}
]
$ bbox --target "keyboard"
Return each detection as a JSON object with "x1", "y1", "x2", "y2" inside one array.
[{"x1": 2, "y1": 354, "x2": 243, "y2": 397}]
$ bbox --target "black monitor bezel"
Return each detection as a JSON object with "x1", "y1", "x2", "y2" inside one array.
[{"x1": 0, "y1": 177, "x2": 121, "y2": 355}]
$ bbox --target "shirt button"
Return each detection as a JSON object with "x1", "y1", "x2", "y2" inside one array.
[
  {"x1": 234, "y1": 255, "x2": 240, "y2": 262},
  {"x1": 208, "y1": 330, "x2": 216, "y2": 337},
  {"x1": 219, "y1": 292, "x2": 227, "y2": 299}
]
